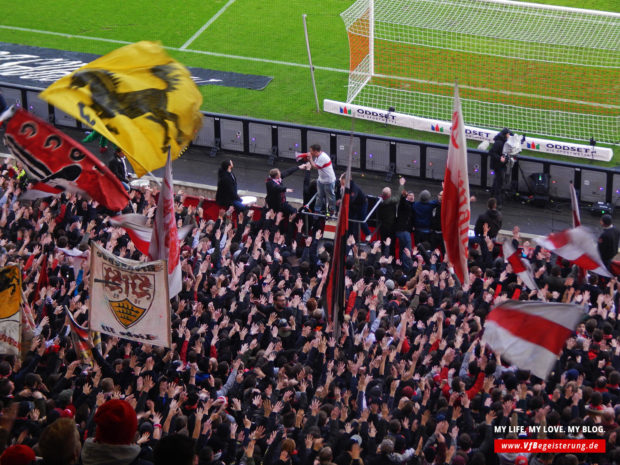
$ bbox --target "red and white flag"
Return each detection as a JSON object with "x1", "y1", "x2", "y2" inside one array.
[
  {"x1": 110, "y1": 213, "x2": 192, "y2": 257},
  {"x1": 109, "y1": 214, "x2": 153, "y2": 256},
  {"x1": 569, "y1": 183, "x2": 581, "y2": 228},
  {"x1": 503, "y1": 241, "x2": 538, "y2": 291},
  {"x1": 483, "y1": 300, "x2": 583, "y2": 379},
  {"x1": 536, "y1": 226, "x2": 611, "y2": 277},
  {"x1": 441, "y1": 84, "x2": 470, "y2": 285},
  {"x1": 149, "y1": 152, "x2": 182, "y2": 298}
]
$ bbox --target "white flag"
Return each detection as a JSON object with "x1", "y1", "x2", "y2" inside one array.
[{"x1": 441, "y1": 83, "x2": 470, "y2": 285}]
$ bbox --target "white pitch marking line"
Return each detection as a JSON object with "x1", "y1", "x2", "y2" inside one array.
[
  {"x1": 0, "y1": 24, "x2": 350, "y2": 74},
  {"x1": 180, "y1": 0, "x2": 236, "y2": 50}
]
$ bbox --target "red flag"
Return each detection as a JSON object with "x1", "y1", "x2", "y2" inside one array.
[
  {"x1": 569, "y1": 182, "x2": 581, "y2": 228},
  {"x1": 441, "y1": 84, "x2": 471, "y2": 285},
  {"x1": 327, "y1": 149, "x2": 352, "y2": 328},
  {"x1": 1, "y1": 107, "x2": 129, "y2": 211},
  {"x1": 149, "y1": 151, "x2": 182, "y2": 298},
  {"x1": 536, "y1": 227, "x2": 611, "y2": 277},
  {"x1": 503, "y1": 241, "x2": 538, "y2": 291},
  {"x1": 33, "y1": 254, "x2": 48, "y2": 304},
  {"x1": 482, "y1": 300, "x2": 583, "y2": 379}
]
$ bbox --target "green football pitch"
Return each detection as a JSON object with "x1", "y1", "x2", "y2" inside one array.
[{"x1": 0, "y1": 0, "x2": 618, "y2": 162}]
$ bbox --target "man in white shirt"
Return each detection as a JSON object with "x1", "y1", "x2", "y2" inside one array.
[{"x1": 309, "y1": 144, "x2": 337, "y2": 216}]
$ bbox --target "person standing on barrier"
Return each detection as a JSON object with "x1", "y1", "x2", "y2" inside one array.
[
  {"x1": 266, "y1": 166, "x2": 299, "y2": 216},
  {"x1": 309, "y1": 144, "x2": 337, "y2": 216},
  {"x1": 215, "y1": 159, "x2": 247, "y2": 212},
  {"x1": 489, "y1": 128, "x2": 510, "y2": 207}
]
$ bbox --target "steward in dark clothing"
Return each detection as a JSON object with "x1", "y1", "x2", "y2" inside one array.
[
  {"x1": 474, "y1": 197, "x2": 503, "y2": 239},
  {"x1": 489, "y1": 128, "x2": 510, "y2": 205},
  {"x1": 598, "y1": 214, "x2": 620, "y2": 269},
  {"x1": 266, "y1": 166, "x2": 299, "y2": 215}
]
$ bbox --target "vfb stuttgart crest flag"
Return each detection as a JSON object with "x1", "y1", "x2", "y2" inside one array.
[{"x1": 89, "y1": 243, "x2": 171, "y2": 347}]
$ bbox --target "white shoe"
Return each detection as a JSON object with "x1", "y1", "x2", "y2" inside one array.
[{"x1": 365, "y1": 235, "x2": 373, "y2": 242}]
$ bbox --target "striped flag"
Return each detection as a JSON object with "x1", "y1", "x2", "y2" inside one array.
[
  {"x1": 149, "y1": 151, "x2": 182, "y2": 298},
  {"x1": 327, "y1": 136, "x2": 353, "y2": 333},
  {"x1": 569, "y1": 183, "x2": 581, "y2": 228},
  {"x1": 65, "y1": 307, "x2": 93, "y2": 366},
  {"x1": 503, "y1": 241, "x2": 538, "y2": 291},
  {"x1": 483, "y1": 300, "x2": 583, "y2": 379},
  {"x1": 109, "y1": 214, "x2": 152, "y2": 255},
  {"x1": 110, "y1": 214, "x2": 192, "y2": 258},
  {"x1": 441, "y1": 83, "x2": 470, "y2": 285},
  {"x1": 536, "y1": 226, "x2": 611, "y2": 277}
]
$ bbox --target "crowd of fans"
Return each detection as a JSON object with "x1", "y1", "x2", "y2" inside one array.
[{"x1": 0, "y1": 154, "x2": 618, "y2": 465}]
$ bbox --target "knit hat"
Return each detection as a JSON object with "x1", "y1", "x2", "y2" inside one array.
[
  {"x1": 401, "y1": 386, "x2": 415, "y2": 399},
  {"x1": 515, "y1": 456, "x2": 528, "y2": 465},
  {"x1": 94, "y1": 399, "x2": 138, "y2": 445},
  {"x1": 0, "y1": 445, "x2": 36, "y2": 465}
]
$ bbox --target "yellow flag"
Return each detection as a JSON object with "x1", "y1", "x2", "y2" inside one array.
[{"x1": 40, "y1": 41, "x2": 203, "y2": 177}]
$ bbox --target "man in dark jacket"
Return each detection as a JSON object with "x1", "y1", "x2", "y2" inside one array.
[
  {"x1": 338, "y1": 173, "x2": 371, "y2": 240},
  {"x1": 394, "y1": 178, "x2": 414, "y2": 256},
  {"x1": 474, "y1": 197, "x2": 503, "y2": 239},
  {"x1": 489, "y1": 128, "x2": 510, "y2": 206},
  {"x1": 376, "y1": 185, "x2": 399, "y2": 254},
  {"x1": 215, "y1": 160, "x2": 246, "y2": 211},
  {"x1": 598, "y1": 214, "x2": 620, "y2": 269},
  {"x1": 412, "y1": 189, "x2": 438, "y2": 246},
  {"x1": 266, "y1": 166, "x2": 299, "y2": 215},
  {"x1": 108, "y1": 149, "x2": 131, "y2": 191}
]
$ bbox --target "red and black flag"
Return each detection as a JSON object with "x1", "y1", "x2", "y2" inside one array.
[
  {"x1": 326, "y1": 145, "x2": 352, "y2": 335},
  {"x1": 65, "y1": 307, "x2": 93, "y2": 366},
  {"x1": 1, "y1": 106, "x2": 129, "y2": 211}
]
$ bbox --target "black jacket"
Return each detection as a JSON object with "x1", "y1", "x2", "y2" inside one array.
[
  {"x1": 474, "y1": 208, "x2": 503, "y2": 238},
  {"x1": 215, "y1": 170, "x2": 240, "y2": 207},
  {"x1": 265, "y1": 166, "x2": 299, "y2": 211},
  {"x1": 598, "y1": 226, "x2": 620, "y2": 265},
  {"x1": 108, "y1": 156, "x2": 128, "y2": 183},
  {"x1": 489, "y1": 129, "x2": 509, "y2": 171}
]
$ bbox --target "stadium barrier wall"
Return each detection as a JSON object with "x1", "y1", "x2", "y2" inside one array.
[{"x1": 1, "y1": 81, "x2": 619, "y2": 207}]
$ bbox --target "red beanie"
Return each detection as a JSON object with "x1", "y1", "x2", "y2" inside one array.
[
  {"x1": 0, "y1": 445, "x2": 36, "y2": 465},
  {"x1": 94, "y1": 399, "x2": 138, "y2": 445},
  {"x1": 401, "y1": 386, "x2": 415, "y2": 399}
]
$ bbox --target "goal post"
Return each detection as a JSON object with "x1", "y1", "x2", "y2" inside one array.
[{"x1": 326, "y1": 0, "x2": 620, "y2": 161}]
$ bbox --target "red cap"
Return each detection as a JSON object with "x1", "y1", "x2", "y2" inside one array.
[
  {"x1": 515, "y1": 456, "x2": 528, "y2": 465},
  {"x1": 0, "y1": 445, "x2": 36, "y2": 465},
  {"x1": 94, "y1": 399, "x2": 138, "y2": 445}
]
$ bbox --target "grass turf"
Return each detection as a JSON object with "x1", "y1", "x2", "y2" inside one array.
[{"x1": 0, "y1": 0, "x2": 618, "y2": 163}]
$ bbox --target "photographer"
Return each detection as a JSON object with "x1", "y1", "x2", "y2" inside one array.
[{"x1": 489, "y1": 128, "x2": 511, "y2": 207}]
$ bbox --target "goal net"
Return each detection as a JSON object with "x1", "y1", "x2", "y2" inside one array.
[{"x1": 341, "y1": 0, "x2": 620, "y2": 144}]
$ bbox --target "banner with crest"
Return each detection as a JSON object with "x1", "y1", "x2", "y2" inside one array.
[
  {"x1": 89, "y1": 243, "x2": 170, "y2": 347},
  {"x1": 0, "y1": 266, "x2": 22, "y2": 355}
]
